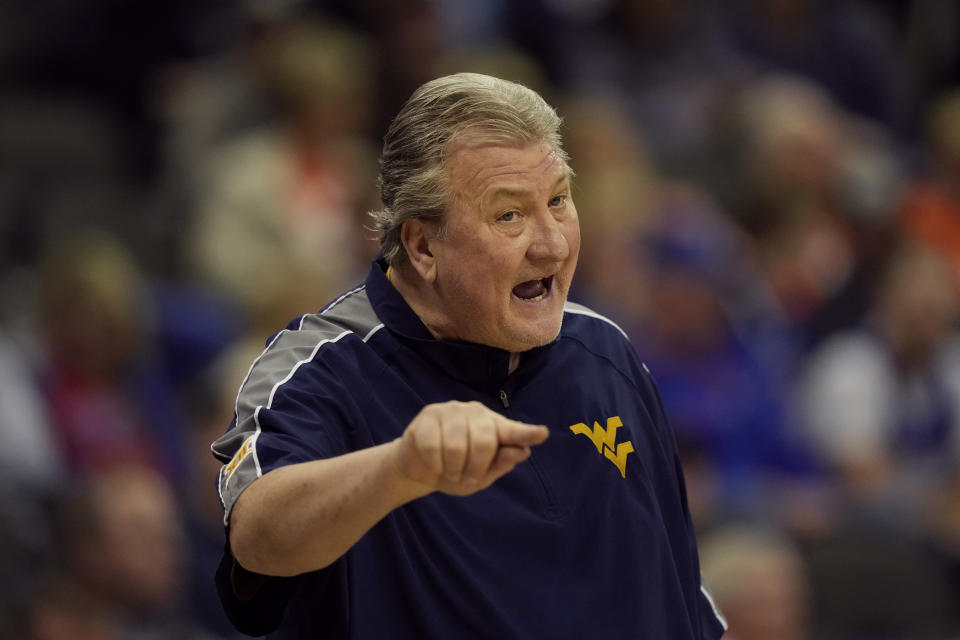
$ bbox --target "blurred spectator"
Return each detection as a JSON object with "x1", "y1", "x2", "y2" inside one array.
[
  {"x1": 562, "y1": 95, "x2": 658, "y2": 327},
  {"x1": 800, "y1": 241, "x2": 960, "y2": 521},
  {"x1": 627, "y1": 184, "x2": 812, "y2": 518},
  {"x1": 729, "y1": 76, "x2": 858, "y2": 339},
  {"x1": 699, "y1": 525, "x2": 810, "y2": 640},
  {"x1": 146, "y1": 12, "x2": 278, "y2": 278},
  {"x1": 58, "y1": 463, "x2": 208, "y2": 639},
  {"x1": 152, "y1": 14, "x2": 275, "y2": 180},
  {"x1": 804, "y1": 119, "x2": 905, "y2": 345},
  {"x1": 38, "y1": 229, "x2": 186, "y2": 483},
  {"x1": 0, "y1": 333, "x2": 61, "y2": 489},
  {"x1": 24, "y1": 571, "x2": 118, "y2": 640},
  {"x1": 902, "y1": 88, "x2": 960, "y2": 287},
  {"x1": 188, "y1": 18, "x2": 380, "y2": 335}
]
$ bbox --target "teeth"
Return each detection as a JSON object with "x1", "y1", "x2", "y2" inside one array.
[
  {"x1": 511, "y1": 291, "x2": 547, "y2": 302},
  {"x1": 522, "y1": 288, "x2": 546, "y2": 302}
]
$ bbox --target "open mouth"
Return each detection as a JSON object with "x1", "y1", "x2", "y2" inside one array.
[{"x1": 512, "y1": 275, "x2": 554, "y2": 302}]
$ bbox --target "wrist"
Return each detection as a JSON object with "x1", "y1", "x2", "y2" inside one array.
[{"x1": 382, "y1": 438, "x2": 435, "y2": 504}]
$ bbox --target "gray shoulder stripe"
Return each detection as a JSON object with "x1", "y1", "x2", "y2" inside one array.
[
  {"x1": 229, "y1": 328, "x2": 287, "y2": 442},
  {"x1": 237, "y1": 320, "x2": 353, "y2": 417},
  {"x1": 232, "y1": 286, "x2": 379, "y2": 423},
  {"x1": 316, "y1": 286, "x2": 381, "y2": 337},
  {"x1": 266, "y1": 329, "x2": 351, "y2": 409},
  {"x1": 320, "y1": 283, "x2": 365, "y2": 314},
  {"x1": 213, "y1": 284, "x2": 384, "y2": 522},
  {"x1": 233, "y1": 314, "x2": 343, "y2": 432},
  {"x1": 563, "y1": 302, "x2": 630, "y2": 340},
  {"x1": 212, "y1": 326, "x2": 354, "y2": 523}
]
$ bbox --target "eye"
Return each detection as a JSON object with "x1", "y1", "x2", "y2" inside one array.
[
  {"x1": 549, "y1": 194, "x2": 567, "y2": 208},
  {"x1": 498, "y1": 211, "x2": 518, "y2": 222}
]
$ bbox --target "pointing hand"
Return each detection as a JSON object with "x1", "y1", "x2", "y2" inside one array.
[{"x1": 393, "y1": 401, "x2": 549, "y2": 496}]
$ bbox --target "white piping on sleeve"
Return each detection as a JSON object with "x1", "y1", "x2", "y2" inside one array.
[
  {"x1": 362, "y1": 323, "x2": 385, "y2": 342},
  {"x1": 210, "y1": 328, "x2": 289, "y2": 459},
  {"x1": 700, "y1": 584, "x2": 728, "y2": 631},
  {"x1": 320, "y1": 284, "x2": 365, "y2": 314},
  {"x1": 263, "y1": 330, "x2": 351, "y2": 408},
  {"x1": 563, "y1": 305, "x2": 630, "y2": 340}
]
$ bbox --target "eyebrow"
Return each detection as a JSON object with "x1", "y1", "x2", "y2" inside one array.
[{"x1": 485, "y1": 172, "x2": 571, "y2": 204}]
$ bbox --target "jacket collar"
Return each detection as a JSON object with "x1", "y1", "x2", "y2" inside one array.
[{"x1": 364, "y1": 256, "x2": 553, "y2": 392}]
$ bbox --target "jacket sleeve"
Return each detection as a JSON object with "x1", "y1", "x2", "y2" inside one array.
[{"x1": 210, "y1": 327, "x2": 363, "y2": 635}]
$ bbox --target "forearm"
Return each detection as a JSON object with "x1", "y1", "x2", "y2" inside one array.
[
  {"x1": 226, "y1": 401, "x2": 548, "y2": 577},
  {"x1": 229, "y1": 440, "x2": 430, "y2": 577}
]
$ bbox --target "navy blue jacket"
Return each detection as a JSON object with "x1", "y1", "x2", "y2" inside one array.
[{"x1": 213, "y1": 257, "x2": 726, "y2": 639}]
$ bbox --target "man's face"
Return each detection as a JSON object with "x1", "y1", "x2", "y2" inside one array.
[{"x1": 427, "y1": 140, "x2": 580, "y2": 352}]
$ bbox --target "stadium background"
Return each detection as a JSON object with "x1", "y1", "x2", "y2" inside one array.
[{"x1": 1, "y1": 0, "x2": 959, "y2": 637}]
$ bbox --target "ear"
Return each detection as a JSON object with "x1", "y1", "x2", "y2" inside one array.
[{"x1": 401, "y1": 218, "x2": 438, "y2": 283}]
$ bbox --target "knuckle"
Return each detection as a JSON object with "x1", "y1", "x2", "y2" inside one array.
[
  {"x1": 410, "y1": 415, "x2": 437, "y2": 437},
  {"x1": 442, "y1": 417, "x2": 467, "y2": 436},
  {"x1": 416, "y1": 441, "x2": 440, "y2": 462},
  {"x1": 416, "y1": 433, "x2": 439, "y2": 452},
  {"x1": 411, "y1": 423, "x2": 438, "y2": 447},
  {"x1": 444, "y1": 441, "x2": 468, "y2": 458}
]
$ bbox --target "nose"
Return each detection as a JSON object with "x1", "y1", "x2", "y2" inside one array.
[{"x1": 526, "y1": 212, "x2": 570, "y2": 263}]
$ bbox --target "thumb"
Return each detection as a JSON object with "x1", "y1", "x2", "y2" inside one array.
[
  {"x1": 495, "y1": 418, "x2": 549, "y2": 447},
  {"x1": 485, "y1": 445, "x2": 532, "y2": 480}
]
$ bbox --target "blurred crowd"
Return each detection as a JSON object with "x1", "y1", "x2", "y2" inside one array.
[{"x1": 0, "y1": 0, "x2": 959, "y2": 638}]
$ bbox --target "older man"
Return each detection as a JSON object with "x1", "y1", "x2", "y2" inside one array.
[{"x1": 213, "y1": 73, "x2": 726, "y2": 639}]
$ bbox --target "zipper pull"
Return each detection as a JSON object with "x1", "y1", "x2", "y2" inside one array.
[{"x1": 498, "y1": 389, "x2": 510, "y2": 408}]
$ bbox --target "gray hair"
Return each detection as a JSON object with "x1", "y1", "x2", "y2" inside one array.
[{"x1": 370, "y1": 72, "x2": 568, "y2": 266}]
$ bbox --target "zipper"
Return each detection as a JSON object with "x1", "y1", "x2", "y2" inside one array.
[{"x1": 494, "y1": 386, "x2": 566, "y2": 521}]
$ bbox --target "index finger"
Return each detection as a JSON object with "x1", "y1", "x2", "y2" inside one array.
[{"x1": 494, "y1": 417, "x2": 549, "y2": 447}]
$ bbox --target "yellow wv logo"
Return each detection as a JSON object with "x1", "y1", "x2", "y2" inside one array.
[
  {"x1": 223, "y1": 436, "x2": 255, "y2": 485},
  {"x1": 569, "y1": 416, "x2": 634, "y2": 478}
]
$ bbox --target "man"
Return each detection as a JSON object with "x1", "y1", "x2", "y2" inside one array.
[{"x1": 212, "y1": 72, "x2": 726, "y2": 638}]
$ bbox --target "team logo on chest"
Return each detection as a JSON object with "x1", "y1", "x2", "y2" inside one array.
[{"x1": 568, "y1": 416, "x2": 634, "y2": 477}]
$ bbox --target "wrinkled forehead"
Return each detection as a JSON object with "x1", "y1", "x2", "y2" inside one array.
[
  {"x1": 446, "y1": 125, "x2": 569, "y2": 171},
  {"x1": 444, "y1": 140, "x2": 570, "y2": 204}
]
